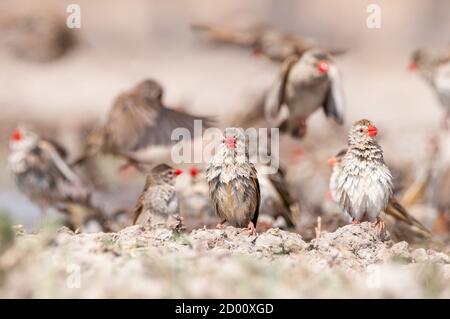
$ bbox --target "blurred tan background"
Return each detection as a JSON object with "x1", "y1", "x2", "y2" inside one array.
[{"x1": 1, "y1": 0, "x2": 450, "y2": 225}]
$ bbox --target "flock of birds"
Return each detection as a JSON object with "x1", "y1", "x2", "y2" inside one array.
[{"x1": 5, "y1": 19, "x2": 450, "y2": 247}]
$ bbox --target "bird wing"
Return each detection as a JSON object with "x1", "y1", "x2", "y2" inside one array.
[
  {"x1": 264, "y1": 55, "x2": 300, "y2": 123},
  {"x1": 190, "y1": 23, "x2": 258, "y2": 47},
  {"x1": 106, "y1": 93, "x2": 212, "y2": 154},
  {"x1": 385, "y1": 197, "x2": 431, "y2": 237},
  {"x1": 252, "y1": 170, "x2": 261, "y2": 226},
  {"x1": 433, "y1": 63, "x2": 450, "y2": 109},
  {"x1": 132, "y1": 177, "x2": 152, "y2": 225},
  {"x1": 267, "y1": 166, "x2": 298, "y2": 227},
  {"x1": 322, "y1": 63, "x2": 345, "y2": 124},
  {"x1": 38, "y1": 140, "x2": 81, "y2": 185}
]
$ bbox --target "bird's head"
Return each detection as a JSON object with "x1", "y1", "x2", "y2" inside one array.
[
  {"x1": 302, "y1": 49, "x2": 333, "y2": 78},
  {"x1": 151, "y1": 163, "x2": 183, "y2": 184},
  {"x1": 135, "y1": 79, "x2": 164, "y2": 102},
  {"x1": 409, "y1": 49, "x2": 432, "y2": 72},
  {"x1": 221, "y1": 128, "x2": 248, "y2": 161},
  {"x1": 349, "y1": 119, "x2": 378, "y2": 146},
  {"x1": 9, "y1": 127, "x2": 39, "y2": 152}
]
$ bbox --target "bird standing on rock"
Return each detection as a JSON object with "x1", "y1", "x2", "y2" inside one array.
[
  {"x1": 333, "y1": 120, "x2": 392, "y2": 236},
  {"x1": 329, "y1": 147, "x2": 431, "y2": 242},
  {"x1": 206, "y1": 128, "x2": 260, "y2": 235},
  {"x1": 409, "y1": 48, "x2": 450, "y2": 129},
  {"x1": 8, "y1": 127, "x2": 110, "y2": 231},
  {"x1": 73, "y1": 79, "x2": 212, "y2": 172},
  {"x1": 264, "y1": 49, "x2": 345, "y2": 138},
  {"x1": 133, "y1": 164, "x2": 183, "y2": 228}
]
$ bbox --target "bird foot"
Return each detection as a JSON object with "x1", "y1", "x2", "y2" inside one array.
[
  {"x1": 215, "y1": 219, "x2": 226, "y2": 230},
  {"x1": 247, "y1": 221, "x2": 256, "y2": 236},
  {"x1": 373, "y1": 217, "x2": 387, "y2": 240},
  {"x1": 351, "y1": 219, "x2": 360, "y2": 225}
]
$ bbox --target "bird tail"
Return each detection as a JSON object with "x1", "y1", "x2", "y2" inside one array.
[{"x1": 385, "y1": 198, "x2": 431, "y2": 238}]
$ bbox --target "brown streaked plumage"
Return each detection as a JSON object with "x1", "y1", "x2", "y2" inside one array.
[
  {"x1": 206, "y1": 128, "x2": 260, "y2": 235},
  {"x1": 257, "y1": 164, "x2": 299, "y2": 229},
  {"x1": 330, "y1": 122, "x2": 431, "y2": 241},
  {"x1": 73, "y1": 79, "x2": 212, "y2": 168},
  {"x1": 133, "y1": 164, "x2": 183, "y2": 227},
  {"x1": 8, "y1": 127, "x2": 110, "y2": 231}
]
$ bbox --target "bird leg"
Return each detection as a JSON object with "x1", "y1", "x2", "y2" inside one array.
[
  {"x1": 373, "y1": 217, "x2": 386, "y2": 238},
  {"x1": 247, "y1": 221, "x2": 256, "y2": 236},
  {"x1": 216, "y1": 219, "x2": 227, "y2": 230},
  {"x1": 296, "y1": 118, "x2": 307, "y2": 138}
]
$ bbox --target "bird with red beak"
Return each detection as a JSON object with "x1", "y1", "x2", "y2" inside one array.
[
  {"x1": 409, "y1": 48, "x2": 450, "y2": 129},
  {"x1": 333, "y1": 119, "x2": 392, "y2": 237},
  {"x1": 264, "y1": 49, "x2": 345, "y2": 138},
  {"x1": 328, "y1": 146, "x2": 430, "y2": 242},
  {"x1": 133, "y1": 163, "x2": 184, "y2": 227},
  {"x1": 206, "y1": 128, "x2": 260, "y2": 235}
]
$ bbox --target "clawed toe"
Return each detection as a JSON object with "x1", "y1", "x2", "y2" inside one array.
[{"x1": 247, "y1": 221, "x2": 256, "y2": 236}]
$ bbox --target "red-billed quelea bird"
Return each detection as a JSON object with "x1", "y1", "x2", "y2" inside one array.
[
  {"x1": 191, "y1": 22, "x2": 344, "y2": 63},
  {"x1": 333, "y1": 119, "x2": 392, "y2": 236},
  {"x1": 8, "y1": 127, "x2": 110, "y2": 231},
  {"x1": 133, "y1": 164, "x2": 183, "y2": 229},
  {"x1": 264, "y1": 49, "x2": 345, "y2": 138},
  {"x1": 329, "y1": 147, "x2": 431, "y2": 242},
  {"x1": 73, "y1": 79, "x2": 212, "y2": 171},
  {"x1": 410, "y1": 47, "x2": 450, "y2": 129},
  {"x1": 206, "y1": 128, "x2": 260, "y2": 235}
]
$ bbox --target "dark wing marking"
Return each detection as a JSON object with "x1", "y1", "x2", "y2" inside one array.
[{"x1": 323, "y1": 64, "x2": 345, "y2": 125}]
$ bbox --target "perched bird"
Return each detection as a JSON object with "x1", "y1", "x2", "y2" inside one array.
[
  {"x1": 133, "y1": 164, "x2": 183, "y2": 227},
  {"x1": 264, "y1": 50, "x2": 345, "y2": 138},
  {"x1": 73, "y1": 79, "x2": 212, "y2": 171},
  {"x1": 191, "y1": 22, "x2": 343, "y2": 63},
  {"x1": 409, "y1": 47, "x2": 450, "y2": 129},
  {"x1": 331, "y1": 120, "x2": 431, "y2": 240},
  {"x1": 8, "y1": 127, "x2": 110, "y2": 231},
  {"x1": 206, "y1": 128, "x2": 260, "y2": 235}
]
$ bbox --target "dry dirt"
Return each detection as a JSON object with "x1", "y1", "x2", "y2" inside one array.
[{"x1": 0, "y1": 221, "x2": 449, "y2": 298}]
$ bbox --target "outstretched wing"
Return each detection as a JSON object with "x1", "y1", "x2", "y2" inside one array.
[
  {"x1": 106, "y1": 93, "x2": 212, "y2": 154},
  {"x1": 323, "y1": 63, "x2": 345, "y2": 125},
  {"x1": 264, "y1": 55, "x2": 299, "y2": 123}
]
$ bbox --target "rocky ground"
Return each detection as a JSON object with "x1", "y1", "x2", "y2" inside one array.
[{"x1": 0, "y1": 220, "x2": 449, "y2": 298}]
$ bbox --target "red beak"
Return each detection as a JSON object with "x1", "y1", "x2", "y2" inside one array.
[
  {"x1": 225, "y1": 136, "x2": 236, "y2": 149},
  {"x1": 327, "y1": 157, "x2": 337, "y2": 167},
  {"x1": 367, "y1": 125, "x2": 378, "y2": 137},
  {"x1": 174, "y1": 169, "x2": 183, "y2": 176},
  {"x1": 408, "y1": 63, "x2": 418, "y2": 71},
  {"x1": 189, "y1": 166, "x2": 198, "y2": 177},
  {"x1": 11, "y1": 130, "x2": 22, "y2": 142},
  {"x1": 317, "y1": 60, "x2": 329, "y2": 74}
]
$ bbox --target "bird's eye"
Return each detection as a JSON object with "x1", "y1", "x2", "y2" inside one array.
[{"x1": 359, "y1": 129, "x2": 364, "y2": 133}]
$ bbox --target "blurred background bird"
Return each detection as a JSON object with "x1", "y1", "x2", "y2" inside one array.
[
  {"x1": 8, "y1": 127, "x2": 111, "y2": 232},
  {"x1": 73, "y1": 79, "x2": 213, "y2": 174},
  {"x1": 409, "y1": 46, "x2": 450, "y2": 129}
]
